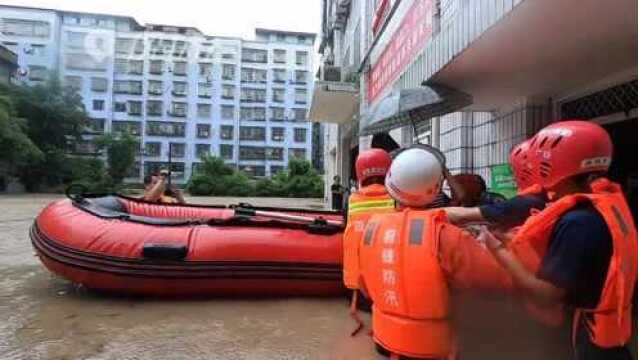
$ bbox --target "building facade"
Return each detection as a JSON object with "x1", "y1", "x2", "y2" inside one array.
[
  {"x1": 313, "y1": 0, "x2": 638, "y2": 208},
  {"x1": 0, "y1": 5, "x2": 316, "y2": 183}
]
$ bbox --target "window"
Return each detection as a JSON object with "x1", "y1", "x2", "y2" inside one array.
[
  {"x1": 270, "y1": 107, "x2": 285, "y2": 121},
  {"x1": 173, "y1": 41, "x2": 189, "y2": 58},
  {"x1": 64, "y1": 75, "x2": 82, "y2": 90},
  {"x1": 115, "y1": 38, "x2": 144, "y2": 55},
  {"x1": 128, "y1": 101, "x2": 143, "y2": 116},
  {"x1": 294, "y1": 128, "x2": 307, "y2": 142},
  {"x1": 170, "y1": 143, "x2": 186, "y2": 158},
  {"x1": 199, "y1": 46, "x2": 214, "y2": 60},
  {"x1": 114, "y1": 102, "x2": 127, "y2": 112},
  {"x1": 91, "y1": 77, "x2": 107, "y2": 92},
  {"x1": 145, "y1": 142, "x2": 161, "y2": 157},
  {"x1": 222, "y1": 85, "x2": 235, "y2": 99},
  {"x1": 172, "y1": 81, "x2": 188, "y2": 97},
  {"x1": 199, "y1": 63, "x2": 213, "y2": 77},
  {"x1": 92, "y1": 100, "x2": 105, "y2": 111},
  {"x1": 221, "y1": 105, "x2": 235, "y2": 120},
  {"x1": 114, "y1": 58, "x2": 128, "y2": 74},
  {"x1": 222, "y1": 64, "x2": 236, "y2": 80},
  {"x1": 273, "y1": 69, "x2": 286, "y2": 83},
  {"x1": 273, "y1": 49, "x2": 286, "y2": 63},
  {"x1": 220, "y1": 144, "x2": 233, "y2": 160},
  {"x1": 112, "y1": 121, "x2": 142, "y2": 136},
  {"x1": 149, "y1": 39, "x2": 164, "y2": 55},
  {"x1": 148, "y1": 80, "x2": 163, "y2": 95},
  {"x1": 240, "y1": 165, "x2": 265, "y2": 177},
  {"x1": 173, "y1": 61, "x2": 187, "y2": 76},
  {"x1": 276, "y1": 34, "x2": 286, "y2": 42},
  {"x1": 1, "y1": 18, "x2": 51, "y2": 38},
  {"x1": 241, "y1": 48, "x2": 268, "y2": 63},
  {"x1": 149, "y1": 60, "x2": 163, "y2": 75},
  {"x1": 239, "y1": 146, "x2": 266, "y2": 161},
  {"x1": 295, "y1": 88, "x2": 307, "y2": 104},
  {"x1": 289, "y1": 148, "x2": 307, "y2": 159},
  {"x1": 296, "y1": 51, "x2": 308, "y2": 66},
  {"x1": 221, "y1": 53, "x2": 235, "y2": 60},
  {"x1": 271, "y1": 127, "x2": 285, "y2": 141},
  {"x1": 84, "y1": 118, "x2": 105, "y2": 135},
  {"x1": 74, "y1": 140, "x2": 98, "y2": 155},
  {"x1": 198, "y1": 82, "x2": 213, "y2": 98},
  {"x1": 170, "y1": 102, "x2": 188, "y2": 117},
  {"x1": 129, "y1": 60, "x2": 143, "y2": 75},
  {"x1": 272, "y1": 88, "x2": 285, "y2": 103},
  {"x1": 270, "y1": 165, "x2": 285, "y2": 175},
  {"x1": 127, "y1": 162, "x2": 141, "y2": 179},
  {"x1": 146, "y1": 122, "x2": 186, "y2": 137},
  {"x1": 240, "y1": 126, "x2": 266, "y2": 141},
  {"x1": 65, "y1": 54, "x2": 107, "y2": 71},
  {"x1": 241, "y1": 68, "x2": 267, "y2": 83},
  {"x1": 28, "y1": 65, "x2": 47, "y2": 81},
  {"x1": 28, "y1": 44, "x2": 46, "y2": 57},
  {"x1": 195, "y1": 144, "x2": 210, "y2": 158},
  {"x1": 197, "y1": 104, "x2": 212, "y2": 118},
  {"x1": 114, "y1": 80, "x2": 142, "y2": 95},
  {"x1": 294, "y1": 108, "x2": 307, "y2": 121},
  {"x1": 197, "y1": 124, "x2": 211, "y2": 138},
  {"x1": 295, "y1": 71, "x2": 307, "y2": 84},
  {"x1": 220, "y1": 125, "x2": 234, "y2": 140},
  {"x1": 297, "y1": 35, "x2": 307, "y2": 44},
  {"x1": 240, "y1": 88, "x2": 266, "y2": 103},
  {"x1": 267, "y1": 147, "x2": 284, "y2": 161},
  {"x1": 66, "y1": 31, "x2": 86, "y2": 49},
  {"x1": 147, "y1": 100, "x2": 163, "y2": 116},
  {"x1": 240, "y1": 107, "x2": 266, "y2": 121}
]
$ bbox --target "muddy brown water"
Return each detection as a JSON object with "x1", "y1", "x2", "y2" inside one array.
[{"x1": 0, "y1": 195, "x2": 631, "y2": 359}]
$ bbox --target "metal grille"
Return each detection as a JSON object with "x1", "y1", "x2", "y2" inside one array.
[{"x1": 561, "y1": 80, "x2": 638, "y2": 119}]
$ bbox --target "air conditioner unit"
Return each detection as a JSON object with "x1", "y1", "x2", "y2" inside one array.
[{"x1": 323, "y1": 66, "x2": 341, "y2": 82}]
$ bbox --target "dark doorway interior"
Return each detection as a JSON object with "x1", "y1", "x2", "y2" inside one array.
[
  {"x1": 604, "y1": 118, "x2": 638, "y2": 219},
  {"x1": 349, "y1": 146, "x2": 359, "y2": 185}
]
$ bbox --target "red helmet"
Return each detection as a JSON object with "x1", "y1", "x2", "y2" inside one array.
[
  {"x1": 509, "y1": 140, "x2": 536, "y2": 190},
  {"x1": 356, "y1": 149, "x2": 392, "y2": 186},
  {"x1": 529, "y1": 120, "x2": 612, "y2": 189}
]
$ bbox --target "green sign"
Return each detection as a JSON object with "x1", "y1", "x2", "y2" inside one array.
[{"x1": 490, "y1": 164, "x2": 517, "y2": 199}]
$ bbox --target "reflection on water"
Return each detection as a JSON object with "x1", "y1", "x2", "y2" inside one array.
[{"x1": 0, "y1": 195, "x2": 633, "y2": 359}]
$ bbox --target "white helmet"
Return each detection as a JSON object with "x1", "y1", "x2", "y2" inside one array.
[{"x1": 385, "y1": 147, "x2": 443, "y2": 207}]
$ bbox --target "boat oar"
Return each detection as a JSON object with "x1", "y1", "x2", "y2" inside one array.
[{"x1": 233, "y1": 207, "x2": 344, "y2": 228}]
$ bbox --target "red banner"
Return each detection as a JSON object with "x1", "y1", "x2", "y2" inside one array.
[{"x1": 367, "y1": 0, "x2": 434, "y2": 104}]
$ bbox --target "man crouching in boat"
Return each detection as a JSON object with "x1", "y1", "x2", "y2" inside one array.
[
  {"x1": 143, "y1": 169, "x2": 186, "y2": 204},
  {"x1": 343, "y1": 149, "x2": 395, "y2": 331},
  {"x1": 358, "y1": 147, "x2": 510, "y2": 360}
]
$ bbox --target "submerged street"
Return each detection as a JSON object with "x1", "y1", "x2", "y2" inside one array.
[{"x1": 0, "y1": 194, "x2": 602, "y2": 360}]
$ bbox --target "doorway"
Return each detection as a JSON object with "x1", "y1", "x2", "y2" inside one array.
[{"x1": 604, "y1": 118, "x2": 638, "y2": 219}]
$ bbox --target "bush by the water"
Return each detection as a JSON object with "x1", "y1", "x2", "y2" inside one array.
[{"x1": 187, "y1": 155, "x2": 324, "y2": 198}]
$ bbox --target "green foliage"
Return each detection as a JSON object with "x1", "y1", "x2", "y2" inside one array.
[
  {"x1": 0, "y1": 77, "x2": 88, "y2": 191},
  {"x1": 96, "y1": 132, "x2": 138, "y2": 185},
  {"x1": 187, "y1": 155, "x2": 255, "y2": 196},
  {"x1": 0, "y1": 93, "x2": 43, "y2": 174},
  {"x1": 68, "y1": 157, "x2": 113, "y2": 193},
  {"x1": 253, "y1": 158, "x2": 325, "y2": 198}
]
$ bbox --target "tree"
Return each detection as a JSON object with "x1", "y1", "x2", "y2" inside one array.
[
  {"x1": 187, "y1": 155, "x2": 255, "y2": 196},
  {"x1": 1, "y1": 76, "x2": 88, "y2": 190},
  {"x1": 96, "y1": 132, "x2": 138, "y2": 185},
  {"x1": 254, "y1": 158, "x2": 324, "y2": 198},
  {"x1": 0, "y1": 93, "x2": 43, "y2": 178}
]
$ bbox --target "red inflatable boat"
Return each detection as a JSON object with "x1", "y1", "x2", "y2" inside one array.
[{"x1": 31, "y1": 194, "x2": 345, "y2": 297}]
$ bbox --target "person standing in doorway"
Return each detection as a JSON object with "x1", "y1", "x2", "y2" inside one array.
[{"x1": 331, "y1": 175, "x2": 345, "y2": 212}]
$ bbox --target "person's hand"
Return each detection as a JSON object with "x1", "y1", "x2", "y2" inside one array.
[{"x1": 477, "y1": 226, "x2": 505, "y2": 252}]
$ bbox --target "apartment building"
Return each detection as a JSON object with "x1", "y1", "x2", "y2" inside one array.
[
  {"x1": 0, "y1": 5, "x2": 316, "y2": 183},
  {"x1": 312, "y1": 0, "x2": 638, "y2": 208}
]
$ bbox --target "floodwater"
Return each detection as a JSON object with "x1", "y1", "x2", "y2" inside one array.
[{"x1": 0, "y1": 194, "x2": 630, "y2": 359}]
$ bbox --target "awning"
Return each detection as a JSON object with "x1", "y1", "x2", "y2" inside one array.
[
  {"x1": 309, "y1": 81, "x2": 359, "y2": 124},
  {"x1": 359, "y1": 83, "x2": 472, "y2": 136}
]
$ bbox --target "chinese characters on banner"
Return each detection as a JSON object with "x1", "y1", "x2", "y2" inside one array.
[
  {"x1": 366, "y1": 0, "x2": 434, "y2": 105},
  {"x1": 381, "y1": 228, "x2": 399, "y2": 308}
]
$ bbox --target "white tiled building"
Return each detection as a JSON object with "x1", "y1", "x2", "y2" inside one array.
[{"x1": 0, "y1": 5, "x2": 316, "y2": 183}]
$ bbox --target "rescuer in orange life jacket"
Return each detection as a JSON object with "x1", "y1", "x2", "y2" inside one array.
[
  {"x1": 359, "y1": 147, "x2": 511, "y2": 360},
  {"x1": 480, "y1": 120, "x2": 638, "y2": 359},
  {"x1": 343, "y1": 149, "x2": 395, "y2": 325}
]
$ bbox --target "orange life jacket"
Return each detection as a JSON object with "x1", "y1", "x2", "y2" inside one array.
[
  {"x1": 360, "y1": 209, "x2": 453, "y2": 358},
  {"x1": 510, "y1": 178, "x2": 638, "y2": 347},
  {"x1": 343, "y1": 184, "x2": 395, "y2": 290},
  {"x1": 517, "y1": 184, "x2": 544, "y2": 197}
]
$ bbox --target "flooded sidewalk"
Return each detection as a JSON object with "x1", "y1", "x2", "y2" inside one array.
[{"x1": 0, "y1": 194, "x2": 614, "y2": 359}]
